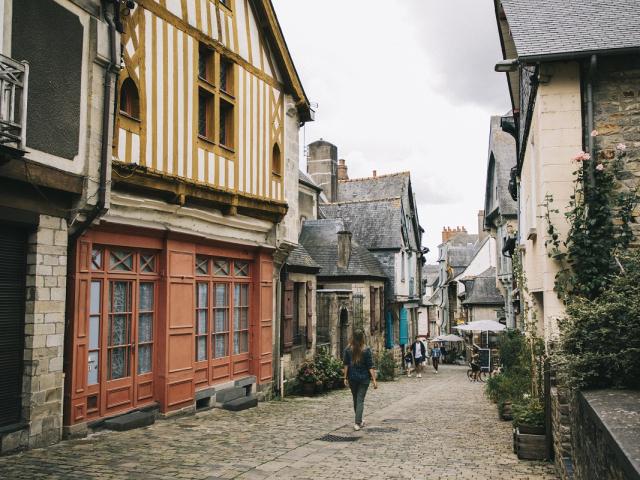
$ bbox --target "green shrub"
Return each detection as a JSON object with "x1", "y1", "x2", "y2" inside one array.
[
  {"x1": 296, "y1": 361, "x2": 318, "y2": 383},
  {"x1": 558, "y1": 251, "x2": 640, "y2": 390},
  {"x1": 375, "y1": 348, "x2": 396, "y2": 381},
  {"x1": 512, "y1": 397, "x2": 545, "y2": 428},
  {"x1": 485, "y1": 370, "x2": 530, "y2": 405}
]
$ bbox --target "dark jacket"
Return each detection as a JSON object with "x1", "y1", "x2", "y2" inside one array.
[
  {"x1": 410, "y1": 340, "x2": 426, "y2": 360},
  {"x1": 343, "y1": 347, "x2": 374, "y2": 383}
]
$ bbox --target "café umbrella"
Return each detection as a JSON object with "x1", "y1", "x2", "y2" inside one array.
[
  {"x1": 453, "y1": 320, "x2": 506, "y2": 332},
  {"x1": 432, "y1": 334, "x2": 464, "y2": 342}
]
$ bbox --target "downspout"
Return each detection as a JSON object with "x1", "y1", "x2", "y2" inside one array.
[
  {"x1": 273, "y1": 263, "x2": 285, "y2": 397},
  {"x1": 586, "y1": 54, "x2": 598, "y2": 190},
  {"x1": 69, "y1": 0, "x2": 119, "y2": 244}
]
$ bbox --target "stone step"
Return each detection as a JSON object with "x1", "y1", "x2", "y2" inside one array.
[
  {"x1": 103, "y1": 410, "x2": 155, "y2": 432},
  {"x1": 221, "y1": 394, "x2": 258, "y2": 412},
  {"x1": 215, "y1": 386, "x2": 247, "y2": 404}
]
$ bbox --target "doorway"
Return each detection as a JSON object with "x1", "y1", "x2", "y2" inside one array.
[{"x1": 339, "y1": 308, "x2": 349, "y2": 358}]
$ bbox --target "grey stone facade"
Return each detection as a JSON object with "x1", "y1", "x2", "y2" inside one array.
[{"x1": 1, "y1": 215, "x2": 67, "y2": 453}]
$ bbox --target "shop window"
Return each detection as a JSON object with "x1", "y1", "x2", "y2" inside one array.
[
  {"x1": 108, "y1": 281, "x2": 132, "y2": 380},
  {"x1": 234, "y1": 284, "x2": 249, "y2": 354},
  {"x1": 196, "y1": 283, "x2": 208, "y2": 361},
  {"x1": 213, "y1": 283, "x2": 229, "y2": 358},
  {"x1": 119, "y1": 77, "x2": 140, "y2": 119},
  {"x1": 88, "y1": 280, "x2": 101, "y2": 385},
  {"x1": 137, "y1": 282, "x2": 154, "y2": 374}
]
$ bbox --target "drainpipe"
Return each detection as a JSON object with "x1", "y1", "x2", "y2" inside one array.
[
  {"x1": 586, "y1": 54, "x2": 598, "y2": 190},
  {"x1": 273, "y1": 261, "x2": 285, "y2": 397},
  {"x1": 69, "y1": 0, "x2": 119, "y2": 244}
]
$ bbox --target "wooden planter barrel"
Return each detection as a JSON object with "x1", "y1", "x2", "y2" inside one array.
[
  {"x1": 500, "y1": 401, "x2": 513, "y2": 421},
  {"x1": 514, "y1": 427, "x2": 547, "y2": 460}
]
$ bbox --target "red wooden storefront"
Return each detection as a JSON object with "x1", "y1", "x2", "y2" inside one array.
[{"x1": 64, "y1": 226, "x2": 273, "y2": 427}]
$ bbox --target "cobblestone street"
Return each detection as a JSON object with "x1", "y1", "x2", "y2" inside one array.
[{"x1": 0, "y1": 366, "x2": 558, "y2": 479}]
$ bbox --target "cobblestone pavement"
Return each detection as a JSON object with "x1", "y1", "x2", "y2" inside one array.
[{"x1": 0, "y1": 365, "x2": 558, "y2": 479}]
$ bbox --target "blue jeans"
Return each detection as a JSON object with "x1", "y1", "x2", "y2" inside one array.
[{"x1": 349, "y1": 380, "x2": 369, "y2": 425}]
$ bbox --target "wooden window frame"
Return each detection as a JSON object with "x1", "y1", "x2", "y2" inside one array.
[{"x1": 196, "y1": 43, "x2": 237, "y2": 156}]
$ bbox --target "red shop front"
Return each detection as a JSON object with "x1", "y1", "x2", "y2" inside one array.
[{"x1": 64, "y1": 226, "x2": 274, "y2": 427}]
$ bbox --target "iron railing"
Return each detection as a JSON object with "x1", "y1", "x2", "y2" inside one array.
[{"x1": 0, "y1": 54, "x2": 28, "y2": 150}]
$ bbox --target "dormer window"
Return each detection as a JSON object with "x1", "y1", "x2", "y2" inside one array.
[{"x1": 119, "y1": 77, "x2": 140, "y2": 120}]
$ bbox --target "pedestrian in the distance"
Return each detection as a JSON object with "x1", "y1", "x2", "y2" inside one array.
[
  {"x1": 343, "y1": 329, "x2": 378, "y2": 431},
  {"x1": 410, "y1": 335, "x2": 426, "y2": 378},
  {"x1": 440, "y1": 344, "x2": 448, "y2": 364},
  {"x1": 431, "y1": 343, "x2": 441, "y2": 373},
  {"x1": 403, "y1": 349, "x2": 414, "y2": 377}
]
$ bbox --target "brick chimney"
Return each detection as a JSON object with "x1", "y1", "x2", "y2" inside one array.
[
  {"x1": 337, "y1": 231, "x2": 352, "y2": 269},
  {"x1": 337, "y1": 159, "x2": 349, "y2": 181},
  {"x1": 442, "y1": 226, "x2": 468, "y2": 243}
]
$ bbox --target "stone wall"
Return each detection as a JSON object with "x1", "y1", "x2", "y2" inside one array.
[
  {"x1": 550, "y1": 387, "x2": 574, "y2": 480},
  {"x1": 1, "y1": 215, "x2": 67, "y2": 453},
  {"x1": 593, "y1": 54, "x2": 640, "y2": 240},
  {"x1": 571, "y1": 390, "x2": 640, "y2": 480}
]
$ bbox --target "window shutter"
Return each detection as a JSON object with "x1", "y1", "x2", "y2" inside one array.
[
  {"x1": 282, "y1": 281, "x2": 294, "y2": 353},
  {"x1": 370, "y1": 287, "x2": 376, "y2": 334},
  {"x1": 306, "y1": 281, "x2": 313, "y2": 348}
]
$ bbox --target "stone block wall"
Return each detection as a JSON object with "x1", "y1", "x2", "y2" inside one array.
[
  {"x1": 550, "y1": 387, "x2": 574, "y2": 479},
  {"x1": 2, "y1": 215, "x2": 68, "y2": 453},
  {"x1": 593, "y1": 54, "x2": 640, "y2": 239}
]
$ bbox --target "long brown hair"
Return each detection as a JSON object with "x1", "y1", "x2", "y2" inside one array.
[{"x1": 350, "y1": 329, "x2": 366, "y2": 364}]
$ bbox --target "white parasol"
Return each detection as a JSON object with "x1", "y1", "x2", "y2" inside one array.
[{"x1": 453, "y1": 320, "x2": 506, "y2": 332}]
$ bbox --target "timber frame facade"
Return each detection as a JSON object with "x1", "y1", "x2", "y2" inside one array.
[{"x1": 64, "y1": 0, "x2": 311, "y2": 434}]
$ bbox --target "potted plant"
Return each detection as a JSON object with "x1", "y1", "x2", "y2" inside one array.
[
  {"x1": 512, "y1": 397, "x2": 546, "y2": 460},
  {"x1": 296, "y1": 362, "x2": 318, "y2": 396}
]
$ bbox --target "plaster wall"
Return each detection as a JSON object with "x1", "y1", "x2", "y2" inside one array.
[
  {"x1": 278, "y1": 94, "x2": 301, "y2": 247},
  {"x1": 455, "y1": 237, "x2": 496, "y2": 296},
  {"x1": 519, "y1": 61, "x2": 582, "y2": 342}
]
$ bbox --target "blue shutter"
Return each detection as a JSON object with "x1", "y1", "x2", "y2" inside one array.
[
  {"x1": 399, "y1": 308, "x2": 409, "y2": 345},
  {"x1": 385, "y1": 311, "x2": 393, "y2": 349}
]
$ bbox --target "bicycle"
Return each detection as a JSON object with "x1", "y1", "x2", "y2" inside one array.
[{"x1": 466, "y1": 364, "x2": 487, "y2": 382}]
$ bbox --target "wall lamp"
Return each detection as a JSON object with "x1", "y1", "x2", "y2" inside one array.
[{"x1": 494, "y1": 59, "x2": 519, "y2": 73}]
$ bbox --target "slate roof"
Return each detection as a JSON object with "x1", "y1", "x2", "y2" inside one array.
[
  {"x1": 423, "y1": 264, "x2": 440, "y2": 286},
  {"x1": 299, "y1": 219, "x2": 386, "y2": 279},
  {"x1": 485, "y1": 115, "x2": 517, "y2": 223},
  {"x1": 337, "y1": 172, "x2": 411, "y2": 202},
  {"x1": 461, "y1": 267, "x2": 505, "y2": 305},
  {"x1": 500, "y1": 0, "x2": 640, "y2": 60},
  {"x1": 286, "y1": 244, "x2": 320, "y2": 271},
  {"x1": 299, "y1": 170, "x2": 322, "y2": 192},
  {"x1": 320, "y1": 198, "x2": 403, "y2": 250}
]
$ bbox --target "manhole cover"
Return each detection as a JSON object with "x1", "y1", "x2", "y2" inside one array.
[
  {"x1": 365, "y1": 427, "x2": 399, "y2": 433},
  {"x1": 318, "y1": 434, "x2": 360, "y2": 442},
  {"x1": 382, "y1": 418, "x2": 409, "y2": 424}
]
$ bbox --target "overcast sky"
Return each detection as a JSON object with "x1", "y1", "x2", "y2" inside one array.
[{"x1": 272, "y1": 0, "x2": 511, "y2": 262}]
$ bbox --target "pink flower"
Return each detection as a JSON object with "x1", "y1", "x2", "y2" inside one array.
[
  {"x1": 596, "y1": 163, "x2": 605, "y2": 171},
  {"x1": 591, "y1": 130, "x2": 599, "y2": 137},
  {"x1": 573, "y1": 151, "x2": 591, "y2": 162},
  {"x1": 616, "y1": 143, "x2": 627, "y2": 151}
]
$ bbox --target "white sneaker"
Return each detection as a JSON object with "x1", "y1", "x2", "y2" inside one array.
[
  {"x1": 354, "y1": 424, "x2": 360, "y2": 431},
  {"x1": 360, "y1": 420, "x2": 365, "y2": 428},
  {"x1": 417, "y1": 374, "x2": 422, "y2": 378},
  {"x1": 435, "y1": 370, "x2": 438, "y2": 374}
]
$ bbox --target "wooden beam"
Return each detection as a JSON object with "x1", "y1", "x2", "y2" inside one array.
[{"x1": 0, "y1": 156, "x2": 84, "y2": 195}]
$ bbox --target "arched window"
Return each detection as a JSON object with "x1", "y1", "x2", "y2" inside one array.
[
  {"x1": 272, "y1": 143, "x2": 282, "y2": 176},
  {"x1": 119, "y1": 77, "x2": 140, "y2": 119}
]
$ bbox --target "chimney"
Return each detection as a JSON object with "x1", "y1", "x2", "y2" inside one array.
[
  {"x1": 337, "y1": 231, "x2": 352, "y2": 269},
  {"x1": 307, "y1": 139, "x2": 338, "y2": 202},
  {"x1": 478, "y1": 210, "x2": 487, "y2": 241},
  {"x1": 337, "y1": 159, "x2": 349, "y2": 181},
  {"x1": 372, "y1": 170, "x2": 377, "y2": 178},
  {"x1": 442, "y1": 226, "x2": 468, "y2": 243}
]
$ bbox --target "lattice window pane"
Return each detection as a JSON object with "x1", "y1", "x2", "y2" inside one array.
[
  {"x1": 196, "y1": 255, "x2": 209, "y2": 275},
  {"x1": 110, "y1": 250, "x2": 133, "y2": 271},
  {"x1": 138, "y1": 313, "x2": 153, "y2": 343},
  {"x1": 234, "y1": 261, "x2": 249, "y2": 277},
  {"x1": 214, "y1": 260, "x2": 229, "y2": 276},
  {"x1": 91, "y1": 248, "x2": 103, "y2": 270},
  {"x1": 140, "y1": 254, "x2": 155, "y2": 273},
  {"x1": 196, "y1": 337, "x2": 207, "y2": 361}
]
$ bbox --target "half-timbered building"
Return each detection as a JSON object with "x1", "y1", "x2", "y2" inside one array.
[{"x1": 64, "y1": 0, "x2": 311, "y2": 435}]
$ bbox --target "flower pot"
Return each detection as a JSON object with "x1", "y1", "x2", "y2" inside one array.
[
  {"x1": 301, "y1": 381, "x2": 315, "y2": 396},
  {"x1": 514, "y1": 427, "x2": 547, "y2": 460},
  {"x1": 333, "y1": 379, "x2": 344, "y2": 389},
  {"x1": 517, "y1": 424, "x2": 545, "y2": 435},
  {"x1": 315, "y1": 381, "x2": 324, "y2": 394}
]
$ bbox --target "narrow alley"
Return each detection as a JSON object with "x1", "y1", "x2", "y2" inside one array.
[{"x1": 0, "y1": 366, "x2": 558, "y2": 480}]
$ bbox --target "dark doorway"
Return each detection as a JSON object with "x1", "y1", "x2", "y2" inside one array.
[
  {"x1": 0, "y1": 225, "x2": 27, "y2": 427},
  {"x1": 339, "y1": 308, "x2": 349, "y2": 358}
]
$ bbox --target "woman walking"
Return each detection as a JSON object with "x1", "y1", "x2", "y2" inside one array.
[{"x1": 343, "y1": 329, "x2": 377, "y2": 431}]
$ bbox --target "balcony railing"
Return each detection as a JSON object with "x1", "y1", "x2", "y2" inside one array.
[{"x1": 0, "y1": 54, "x2": 28, "y2": 151}]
